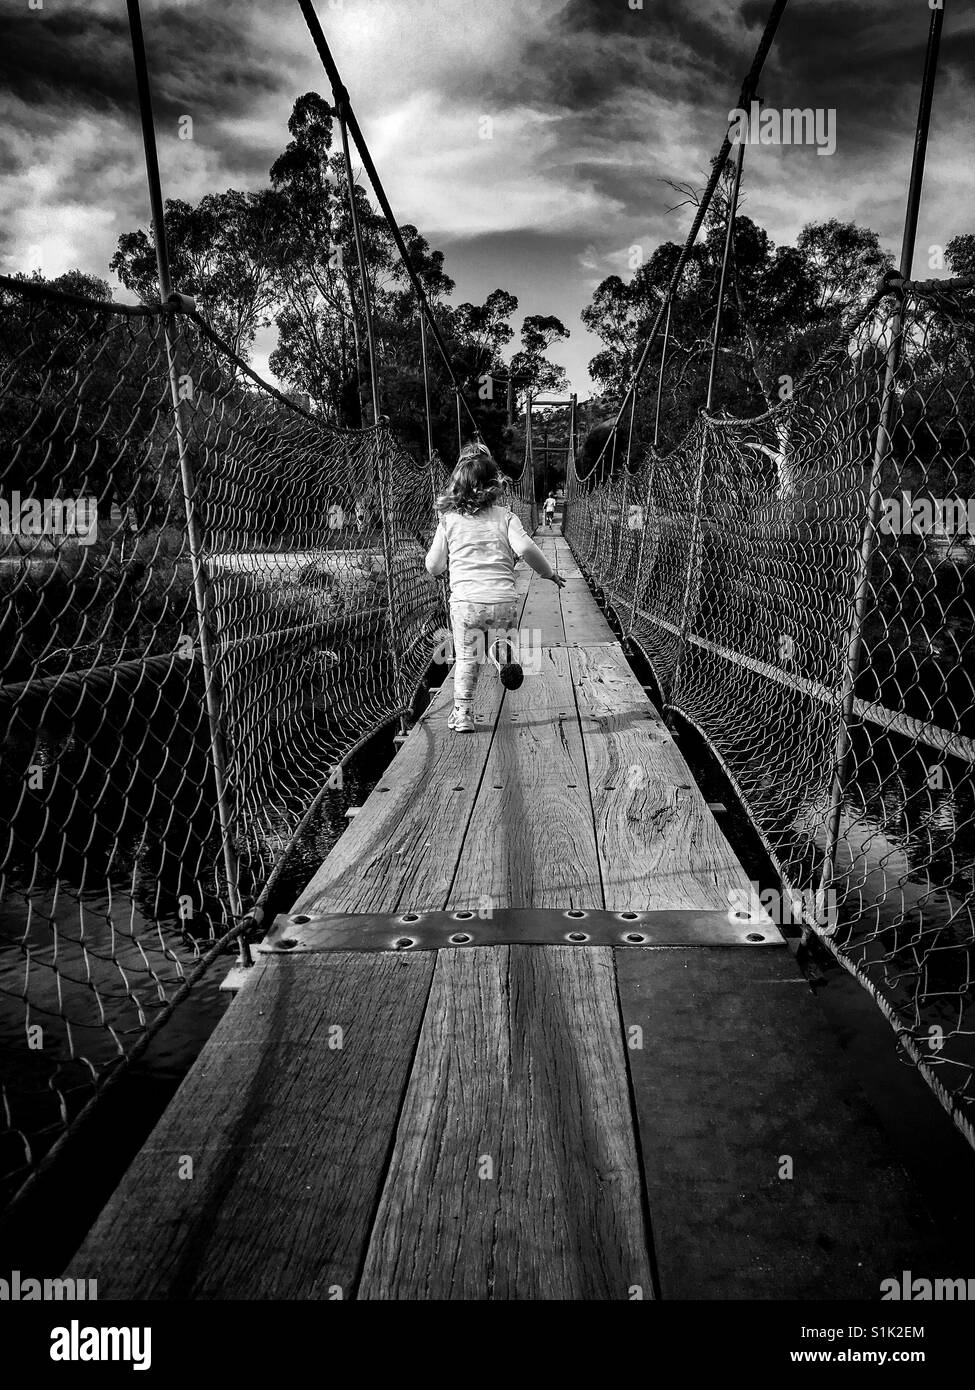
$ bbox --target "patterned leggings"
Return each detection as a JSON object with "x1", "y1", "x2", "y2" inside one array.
[{"x1": 450, "y1": 599, "x2": 519, "y2": 703}]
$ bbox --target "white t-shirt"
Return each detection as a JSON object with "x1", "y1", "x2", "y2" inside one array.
[{"x1": 425, "y1": 505, "x2": 536, "y2": 603}]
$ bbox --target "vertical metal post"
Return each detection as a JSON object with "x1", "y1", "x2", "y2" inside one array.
[
  {"x1": 543, "y1": 411, "x2": 549, "y2": 484},
  {"x1": 653, "y1": 298, "x2": 672, "y2": 450},
  {"x1": 672, "y1": 428, "x2": 709, "y2": 701},
  {"x1": 671, "y1": 118, "x2": 746, "y2": 698},
  {"x1": 566, "y1": 392, "x2": 577, "y2": 533},
  {"x1": 525, "y1": 392, "x2": 536, "y2": 528},
  {"x1": 419, "y1": 312, "x2": 447, "y2": 627},
  {"x1": 706, "y1": 130, "x2": 747, "y2": 412},
  {"x1": 817, "y1": 1, "x2": 946, "y2": 911},
  {"x1": 419, "y1": 313, "x2": 436, "y2": 472},
  {"x1": 126, "y1": 0, "x2": 248, "y2": 963},
  {"x1": 455, "y1": 390, "x2": 463, "y2": 456},
  {"x1": 339, "y1": 110, "x2": 380, "y2": 426},
  {"x1": 625, "y1": 449, "x2": 658, "y2": 640},
  {"x1": 373, "y1": 429, "x2": 408, "y2": 735},
  {"x1": 612, "y1": 390, "x2": 639, "y2": 607}
]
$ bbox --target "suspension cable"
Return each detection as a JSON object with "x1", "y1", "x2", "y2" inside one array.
[
  {"x1": 338, "y1": 109, "x2": 380, "y2": 426},
  {"x1": 296, "y1": 0, "x2": 482, "y2": 440},
  {"x1": 706, "y1": 122, "x2": 747, "y2": 411},
  {"x1": 586, "y1": 0, "x2": 791, "y2": 479}
]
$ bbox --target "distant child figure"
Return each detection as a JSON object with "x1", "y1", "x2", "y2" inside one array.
[
  {"x1": 543, "y1": 492, "x2": 557, "y2": 527},
  {"x1": 425, "y1": 443, "x2": 565, "y2": 732}
]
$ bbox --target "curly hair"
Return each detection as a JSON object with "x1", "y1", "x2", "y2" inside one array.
[{"x1": 436, "y1": 442, "x2": 505, "y2": 517}]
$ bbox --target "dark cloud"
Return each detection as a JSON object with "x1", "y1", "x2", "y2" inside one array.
[
  {"x1": 0, "y1": 4, "x2": 282, "y2": 124},
  {"x1": 1, "y1": 0, "x2": 971, "y2": 393}
]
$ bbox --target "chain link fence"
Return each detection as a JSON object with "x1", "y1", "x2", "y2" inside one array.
[
  {"x1": 0, "y1": 275, "x2": 457, "y2": 1204},
  {"x1": 566, "y1": 280, "x2": 975, "y2": 1142}
]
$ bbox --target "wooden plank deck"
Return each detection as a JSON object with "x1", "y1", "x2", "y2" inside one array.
[{"x1": 68, "y1": 530, "x2": 949, "y2": 1300}]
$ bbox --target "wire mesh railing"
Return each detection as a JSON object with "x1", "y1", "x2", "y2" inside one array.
[
  {"x1": 0, "y1": 276, "x2": 451, "y2": 1203},
  {"x1": 566, "y1": 279, "x2": 975, "y2": 1143}
]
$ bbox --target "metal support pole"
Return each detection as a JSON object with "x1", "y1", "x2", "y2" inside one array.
[
  {"x1": 297, "y1": 0, "x2": 479, "y2": 439},
  {"x1": 612, "y1": 390, "x2": 639, "y2": 603},
  {"x1": 706, "y1": 130, "x2": 746, "y2": 412},
  {"x1": 586, "y1": 0, "x2": 790, "y2": 483},
  {"x1": 559, "y1": 397, "x2": 573, "y2": 536},
  {"x1": 653, "y1": 298, "x2": 672, "y2": 450},
  {"x1": 339, "y1": 110, "x2": 380, "y2": 426},
  {"x1": 670, "y1": 117, "x2": 746, "y2": 698},
  {"x1": 525, "y1": 393, "x2": 536, "y2": 528},
  {"x1": 126, "y1": 0, "x2": 249, "y2": 965},
  {"x1": 507, "y1": 376, "x2": 515, "y2": 427},
  {"x1": 455, "y1": 390, "x2": 463, "y2": 456},
  {"x1": 816, "y1": 0, "x2": 945, "y2": 913},
  {"x1": 419, "y1": 313, "x2": 436, "y2": 470},
  {"x1": 672, "y1": 429, "x2": 709, "y2": 701},
  {"x1": 419, "y1": 313, "x2": 447, "y2": 626},
  {"x1": 625, "y1": 450, "x2": 659, "y2": 640},
  {"x1": 373, "y1": 430, "x2": 408, "y2": 735}
]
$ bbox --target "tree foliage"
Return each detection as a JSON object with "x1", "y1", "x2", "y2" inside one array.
[{"x1": 110, "y1": 92, "x2": 569, "y2": 476}]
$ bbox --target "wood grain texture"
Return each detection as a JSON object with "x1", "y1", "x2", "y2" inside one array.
[
  {"x1": 448, "y1": 645, "x2": 601, "y2": 911},
  {"x1": 67, "y1": 540, "x2": 793, "y2": 1303},
  {"x1": 570, "y1": 642, "x2": 656, "y2": 713},
  {"x1": 569, "y1": 645, "x2": 756, "y2": 911},
  {"x1": 358, "y1": 945, "x2": 654, "y2": 1299},
  {"x1": 561, "y1": 592, "x2": 617, "y2": 645},
  {"x1": 616, "y1": 948, "x2": 946, "y2": 1299},
  {"x1": 294, "y1": 678, "x2": 500, "y2": 915},
  {"x1": 68, "y1": 952, "x2": 435, "y2": 1299},
  {"x1": 553, "y1": 548, "x2": 582, "y2": 579},
  {"x1": 519, "y1": 578, "x2": 565, "y2": 638}
]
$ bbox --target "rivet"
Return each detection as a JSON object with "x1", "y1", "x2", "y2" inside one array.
[
  {"x1": 291, "y1": 915, "x2": 311, "y2": 925},
  {"x1": 745, "y1": 933, "x2": 765, "y2": 943},
  {"x1": 394, "y1": 937, "x2": 415, "y2": 949}
]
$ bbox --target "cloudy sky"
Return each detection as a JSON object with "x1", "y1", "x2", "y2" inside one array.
[{"x1": 3, "y1": 0, "x2": 973, "y2": 394}]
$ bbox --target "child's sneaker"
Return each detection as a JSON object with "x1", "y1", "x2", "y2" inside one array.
[{"x1": 448, "y1": 704, "x2": 475, "y2": 732}]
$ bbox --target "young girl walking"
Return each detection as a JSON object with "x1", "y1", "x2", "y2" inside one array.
[{"x1": 425, "y1": 442, "x2": 565, "y2": 732}]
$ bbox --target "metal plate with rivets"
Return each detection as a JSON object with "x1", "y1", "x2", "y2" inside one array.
[{"x1": 259, "y1": 907, "x2": 784, "y2": 953}]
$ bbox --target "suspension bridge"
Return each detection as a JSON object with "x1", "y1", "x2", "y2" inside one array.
[{"x1": 1, "y1": 0, "x2": 973, "y2": 1300}]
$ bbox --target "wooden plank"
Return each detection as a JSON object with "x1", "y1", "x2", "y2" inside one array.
[
  {"x1": 552, "y1": 543, "x2": 582, "y2": 578},
  {"x1": 294, "y1": 563, "x2": 541, "y2": 917},
  {"x1": 68, "y1": 952, "x2": 435, "y2": 1299},
  {"x1": 569, "y1": 645, "x2": 757, "y2": 910},
  {"x1": 354, "y1": 602, "x2": 656, "y2": 1298},
  {"x1": 616, "y1": 948, "x2": 946, "y2": 1300},
  {"x1": 358, "y1": 945, "x2": 654, "y2": 1300},
  {"x1": 449, "y1": 645, "x2": 600, "y2": 911},
  {"x1": 520, "y1": 577, "x2": 565, "y2": 638},
  {"x1": 561, "y1": 584, "x2": 616, "y2": 645},
  {"x1": 292, "y1": 676, "x2": 502, "y2": 915},
  {"x1": 570, "y1": 641, "x2": 656, "y2": 714}
]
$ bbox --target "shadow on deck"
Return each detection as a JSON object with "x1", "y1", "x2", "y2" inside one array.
[{"x1": 67, "y1": 535, "x2": 960, "y2": 1299}]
